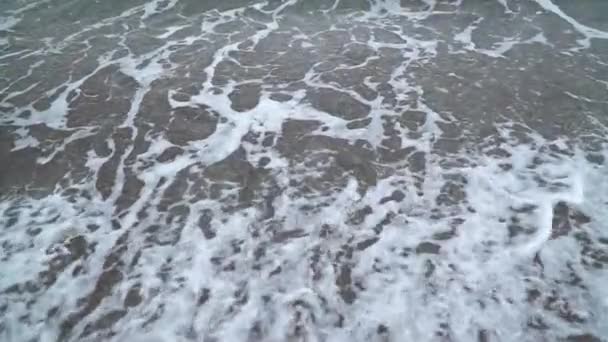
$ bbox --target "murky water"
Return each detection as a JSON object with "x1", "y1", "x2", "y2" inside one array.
[{"x1": 1, "y1": 0, "x2": 608, "y2": 341}]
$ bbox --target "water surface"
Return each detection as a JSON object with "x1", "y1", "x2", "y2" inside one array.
[{"x1": 1, "y1": 0, "x2": 608, "y2": 341}]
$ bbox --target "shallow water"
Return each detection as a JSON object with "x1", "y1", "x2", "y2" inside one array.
[{"x1": 1, "y1": 0, "x2": 608, "y2": 341}]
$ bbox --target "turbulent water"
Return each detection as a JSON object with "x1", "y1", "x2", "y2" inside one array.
[{"x1": 1, "y1": 0, "x2": 608, "y2": 341}]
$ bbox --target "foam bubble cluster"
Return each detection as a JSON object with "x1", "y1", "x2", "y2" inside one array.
[{"x1": 1, "y1": 0, "x2": 608, "y2": 341}]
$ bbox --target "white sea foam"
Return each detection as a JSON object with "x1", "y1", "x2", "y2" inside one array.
[{"x1": 1, "y1": 0, "x2": 607, "y2": 341}]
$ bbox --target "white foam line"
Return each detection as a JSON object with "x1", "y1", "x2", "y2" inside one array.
[
  {"x1": 23, "y1": 62, "x2": 109, "y2": 129},
  {"x1": 587, "y1": 75, "x2": 608, "y2": 90},
  {"x1": 323, "y1": 0, "x2": 342, "y2": 13},
  {"x1": 0, "y1": 15, "x2": 20, "y2": 31},
  {"x1": 457, "y1": 27, "x2": 550, "y2": 58},
  {"x1": 454, "y1": 18, "x2": 483, "y2": 51},
  {"x1": 533, "y1": 0, "x2": 608, "y2": 48},
  {"x1": 157, "y1": 23, "x2": 190, "y2": 39},
  {"x1": 36, "y1": 127, "x2": 97, "y2": 164},
  {"x1": 1, "y1": 81, "x2": 40, "y2": 104},
  {"x1": 5, "y1": 0, "x2": 52, "y2": 15},
  {"x1": 54, "y1": 1, "x2": 163, "y2": 50},
  {"x1": 564, "y1": 91, "x2": 608, "y2": 104},
  {"x1": 496, "y1": 0, "x2": 513, "y2": 14},
  {"x1": 141, "y1": 0, "x2": 180, "y2": 23},
  {"x1": 366, "y1": 0, "x2": 438, "y2": 20},
  {"x1": 3, "y1": 2, "x2": 608, "y2": 341},
  {"x1": 106, "y1": 59, "x2": 169, "y2": 205},
  {"x1": 0, "y1": 48, "x2": 37, "y2": 61},
  {"x1": 0, "y1": 58, "x2": 44, "y2": 96},
  {"x1": 164, "y1": 0, "x2": 301, "y2": 167}
]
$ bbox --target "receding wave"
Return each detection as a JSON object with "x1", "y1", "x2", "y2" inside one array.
[{"x1": 1, "y1": 1, "x2": 607, "y2": 341}]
